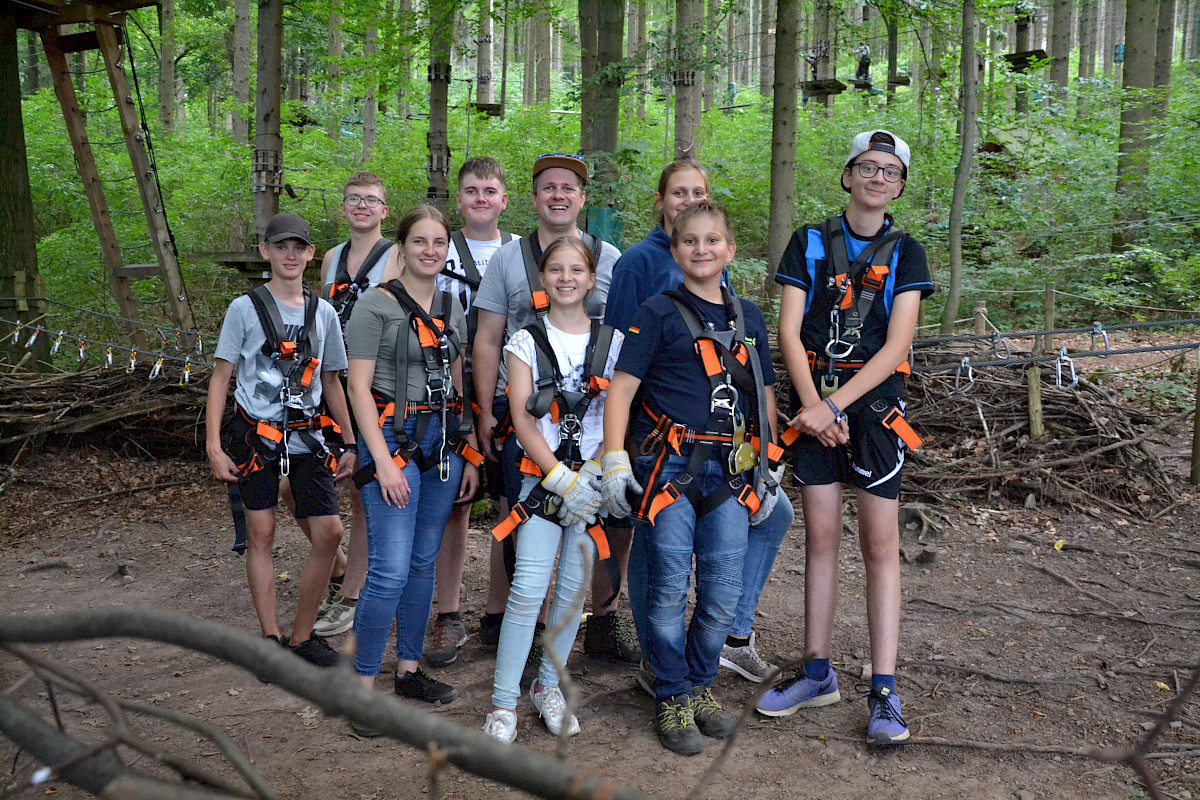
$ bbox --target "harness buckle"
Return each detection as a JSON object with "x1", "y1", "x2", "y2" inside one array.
[
  {"x1": 819, "y1": 373, "x2": 840, "y2": 399},
  {"x1": 709, "y1": 382, "x2": 739, "y2": 413}
]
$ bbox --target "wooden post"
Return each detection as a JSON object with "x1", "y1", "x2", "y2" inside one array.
[
  {"x1": 1028, "y1": 366, "x2": 1045, "y2": 439},
  {"x1": 1041, "y1": 281, "x2": 1056, "y2": 354},
  {"x1": 42, "y1": 26, "x2": 142, "y2": 343},
  {"x1": 973, "y1": 301, "x2": 987, "y2": 334},
  {"x1": 95, "y1": 21, "x2": 196, "y2": 338},
  {"x1": 1191, "y1": 355, "x2": 1200, "y2": 485}
]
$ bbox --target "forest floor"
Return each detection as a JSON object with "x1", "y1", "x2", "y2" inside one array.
[{"x1": 3, "y1": 334, "x2": 1200, "y2": 800}]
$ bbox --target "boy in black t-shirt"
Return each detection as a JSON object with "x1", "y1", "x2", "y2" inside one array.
[
  {"x1": 601, "y1": 202, "x2": 779, "y2": 756},
  {"x1": 758, "y1": 130, "x2": 933, "y2": 745}
]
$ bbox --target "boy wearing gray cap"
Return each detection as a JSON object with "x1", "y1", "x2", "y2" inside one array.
[
  {"x1": 758, "y1": 131, "x2": 933, "y2": 745},
  {"x1": 206, "y1": 213, "x2": 358, "y2": 668}
]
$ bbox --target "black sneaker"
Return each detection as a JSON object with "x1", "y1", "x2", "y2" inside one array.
[
  {"x1": 691, "y1": 687, "x2": 736, "y2": 738},
  {"x1": 584, "y1": 613, "x2": 642, "y2": 664},
  {"x1": 656, "y1": 694, "x2": 705, "y2": 756},
  {"x1": 394, "y1": 668, "x2": 457, "y2": 705},
  {"x1": 478, "y1": 613, "x2": 503, "y2": 653},
  {"x1": 290, "y1": 635, "x2": 339, "y2": 668}
]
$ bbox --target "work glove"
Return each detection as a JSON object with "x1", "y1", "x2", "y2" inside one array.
[
  {"x1": 543, "y1": 461, "x2": 601, "y2": 528},
  {"x1": 748, "y1": 465, "x2": 785, "y2": 527},
  {"x1": 600, "y1": 450, "x2": 643, "y2": 519}
]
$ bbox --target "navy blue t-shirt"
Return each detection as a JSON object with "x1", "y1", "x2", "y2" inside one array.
[{"x1": 616, "y1": 287, "x2": 775, "y2": 431}]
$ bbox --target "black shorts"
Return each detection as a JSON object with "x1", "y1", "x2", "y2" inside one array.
[
  {"x1": 226, "y1": 415, "x2": 340, "y2": 518},
  {"x1": 484, "y1": 394, "x2": 522, "y2": 504},
  {"x1": 791, "y1": 395, "x2": 910, "y2": 500}
]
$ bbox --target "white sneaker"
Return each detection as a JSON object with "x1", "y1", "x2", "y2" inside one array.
[
  {"x1": 313, "y1": 596, "x2": 356, "y2": 636},
  {"x1": 530, "y1": 681, "x2": 580, "y2": 737},
  {"x1": 483, "y1": 709, "x2": 517, "y2": 743}
]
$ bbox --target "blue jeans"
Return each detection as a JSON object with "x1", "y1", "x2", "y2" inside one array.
[
  {"x1": 628, "y1": 453, "x2": 748, "y2": 701},
  {"x1": 492, "y1": 476, "x2": 596, "y2": 710},
  {"x1": 628, "y1": 470, "x2": 794, "y2": 649},
  {"x1": 353, "y1": 417, "x2": 463, "y2": 677}
]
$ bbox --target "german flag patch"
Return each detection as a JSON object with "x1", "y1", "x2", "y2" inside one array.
[{"x1": 628, "y1": 326, "x2": 640, "y2": 334}]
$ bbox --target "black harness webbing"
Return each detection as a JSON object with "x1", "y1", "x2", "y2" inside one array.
[
  {"x1": 352, "y1": 282, "x2": 481, "y2": 487},
  {"x1": 818, "y1": 215, "x2": 904, "y2": 361},
  {"x1": 441, "y1": 230, "x2": 513, "y2": 341},
  {"x1": 326, "y1": 238, "x2": 394, "y2": 326},
  {"x1": 240, "y1": 285, "x2": 336, "y2": 478},
  {"x1": 634, "y1": 287, "x2": 772, "y2": 525}
]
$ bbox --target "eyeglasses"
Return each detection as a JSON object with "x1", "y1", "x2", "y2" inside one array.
[
  {"x1": 344, "y1": 195, "x2": 384, "y2": 207},
  {"x1": 853, "y1": 162, "x2": 904, "y2": 183}
]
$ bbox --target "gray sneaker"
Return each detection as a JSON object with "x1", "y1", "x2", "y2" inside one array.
[
  {"x1": 719, "y1": 631, "x2": 775, "y2": 683},
  {"x1": 313, "y1": 596, "x2": 356, "y2": 636},
  {"x1": 426, "y1": 616, "x2": 469, "y2": 667}
]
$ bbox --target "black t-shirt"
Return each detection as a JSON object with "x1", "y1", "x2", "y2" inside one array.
[{"x1": 616, "y1": 287, "x2": 775, "y2": 431}]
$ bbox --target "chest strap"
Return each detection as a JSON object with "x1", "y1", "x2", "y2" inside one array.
[{"x1": 327, "y1": 238, "x2": 393, "y2": 326}]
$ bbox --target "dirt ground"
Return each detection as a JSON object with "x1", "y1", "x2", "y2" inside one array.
[{"x1": 3, "y1": 334, "x2": 1200, "y2": 800}]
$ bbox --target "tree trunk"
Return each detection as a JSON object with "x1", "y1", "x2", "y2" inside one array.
[
  {"x1": 287, "y1": 47, "x2": 302, "y2": 101},
  {"x1": 428, "y1": 0, "x2": 453, "y2": 211},
  {"x1": 812, "y1": 0, "x2": 834, "y2": 111},
  {"x1": 327, "y1": 0, "x2": 343, "y2": 138},
  {"x1": 1015, "y1": 9, "x2": 1031, "y2": 114},
  {"x1": 1103, "y1": 0, "x2": 1125, "y2": 74},
  {"x1": 885, "y1": 10, "x2": 898, "y2": 101},
  {"x1": 579, "y1": 0, "x2": 597, "y2": 153},
  {"x1": 673, "y1": 0, "x2": 703, "y2": 158},
  {"x1": 1112, "y1": 0, "x2": 1157, "y2": 250},
  {"x1": 593, "y1": 0, "x2": 623, "y2": 189},
  {"x1": 361, "y1": 24, "x2": 379, "y2": 164},
  {"x1": 499, "y1": 0, "x2": 510, "y2": 114},
  {"x1": 478, "y1": 0, "x2": 495, "y2": 103},
  {"x1": 1153, "y1": 0, "x2": 1175, "y2": 114},
  {"x1": 523, "y1": 16, "x2": 534, "y2": 104},
  {"x1": 1050, "y1": 0, "x2": 1072, "y2": 91},
  {"x1": 159, "y1": 0, "x2": 176, "y2": 132},
  {"x1": 22, "y1": 30, "x2": 39, "y2": 93},
  {"x1": 765, "y1": 0, "x2": 797, "y2": 296},
  {"x1": 397, "y1": 0, "x2": 413, "y2": 116},
  {"x1": 232, "y1": 0, "x2": 251, "y2": 143},
  {"x1": 1, "y1": 15, "x2": 48, "y2": 368},
  {"x1": 942, "y1": 0, "x2": 978, "y2": 335},
  {"x1": 1079, "y1": 0, "x2": 1097, "y2": 79},
  {"x1": 1185, "y1": 0, "x2": 1198, "y2": 59},
  {"x1": 628, "y1": 0, "x2": 646, "y2": 119},
  {"x1": 705, "y1": 0, "x2": 717, "y2": 109},
  {"x1": 254, "y1": 0, "x2": 284, "y2": 240},
  {"x1": 378, "y1": 0, "x2": 395, "y2": 113},
  {"x1": 535, "y1": 6, "x2": 551, "y2": 102},
  {"x1": 759, "y1": 0, "x2": 775, "y2": 98}
]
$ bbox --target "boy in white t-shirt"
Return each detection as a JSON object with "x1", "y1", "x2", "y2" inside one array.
[{"x1": 429, "y1": 157, "x2": 520, "y2": 667}]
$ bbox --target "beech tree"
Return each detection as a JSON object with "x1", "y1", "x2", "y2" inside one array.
[
  {"x1": 765, "y1": 0, "x2": 798, "y2": 294},
  {"x1": 673, "y1": 0, "x2": 702, "y2": 157},
  {"x1": 1113, "y1": 0, "x2": 1158, "y2": 250}
]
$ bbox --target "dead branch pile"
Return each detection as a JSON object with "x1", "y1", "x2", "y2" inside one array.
[
  {"x1": 0, "y1": 366, "x2": 210, "y2": 459},
  {"x1": 903, "y1": 370, "x2": 1179, "y2": 513}
]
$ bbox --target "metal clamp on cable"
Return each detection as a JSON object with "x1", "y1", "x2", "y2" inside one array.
[
  {"x1": 954, "y1": 357, "x2": 974, "y2": 390},
  {"x1": 1090, "y1": 322, "x2": 1110, "y2": 358},
  {"x1": 992, "y1": 332, "x2": 1011, "y2": 359},
  {"x1": 1056, "y1": 347, "x2": 1078, "y2": 391}
]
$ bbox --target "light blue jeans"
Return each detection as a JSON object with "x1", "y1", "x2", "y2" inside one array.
[
  {"x1": 354, "y1": 417, "x2": 463, "y2": 677},
  {"x1": 492, "y1": 476, "x2": 597, "y2": 710},
  {"x1": 628, "y1": 453, "x2": 748, "y2": 701},
  {"x1": 628, "y1": 471, "x2": 794, "y2": 649}
]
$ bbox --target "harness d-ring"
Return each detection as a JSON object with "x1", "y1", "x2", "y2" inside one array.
[
  {"x1": 1090, "y1": 322, "x2": 1110, "y2": 358},
  {"x1": 709, "y1": 382, "x2": 739, "y2": 413},
  {"x1": 954, "y1": 357, "x2": 974, "y2": 390},
  {"x1": 1056, "y1": 347, "x2": 1078, "y2": 391}
]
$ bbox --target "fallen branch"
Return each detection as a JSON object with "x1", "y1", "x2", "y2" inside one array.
[
  {"x1": 1037, "y1": 565, "x2": 1121, "y2": 609},
  {"x1": 898, "y1": 660, "x2": 1082, "y2": 686}
]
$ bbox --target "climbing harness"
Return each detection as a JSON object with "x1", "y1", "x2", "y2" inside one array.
[{"x1": 325, "y1": 238, "x2": 394, "y2": 326}]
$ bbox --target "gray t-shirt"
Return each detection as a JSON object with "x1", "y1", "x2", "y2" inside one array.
[
  {"x1": 214, "y1": 289, "x2": 347, "y2": 452},
  {"x1": 471, "y1": 230, "x2": 619, "y2": 392},
  {"x1": 343, "y1": 284, "x2": 468, "y2": 403}
]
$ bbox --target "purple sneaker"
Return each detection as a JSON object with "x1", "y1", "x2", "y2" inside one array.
[{"x1": 756, "y1": 670, "x2": 840, "y2": 717}]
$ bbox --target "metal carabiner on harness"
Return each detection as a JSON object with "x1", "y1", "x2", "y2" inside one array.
[
  {"x1": 954, "y1": 357, "x2": 974, "y2": 390},
  {"x1": 1056, "y1": 347, "x2": 1078, "y2": 391},
  {"x1": 1090, "y1": 322, "x2": 1110, "y2": 358},
  {"x1": 709, "y1": 382, "x2": 739, "y2": 413}
]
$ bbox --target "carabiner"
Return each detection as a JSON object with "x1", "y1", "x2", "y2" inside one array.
[
  {"x1": 710, "y1": 382, "x2": 739, "y2": 412},
  {"x1": 1055, "y1": 347, "x2": 1078, "y2": 391},
  {"x1": 992, "y1": 332, "x2": 1011, "y2": 360},
  {"x1": 1090, "y1": 322, "x2": 1110, "y2": 358},
  {"x1": 954, "y1": 357, "x2": 974, "y2": 390},
  {"x1": 825, "y1": 337, "x2": 857, "y2": 360}
]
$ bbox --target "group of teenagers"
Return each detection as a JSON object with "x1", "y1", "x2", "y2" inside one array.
[{"x1": 205, "y1": 128, "x2": 934, "y2": 756}]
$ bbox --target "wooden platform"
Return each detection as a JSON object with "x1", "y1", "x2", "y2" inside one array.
[{"x1": 6, "y1": 0, "x2": 158, "y2": 31}]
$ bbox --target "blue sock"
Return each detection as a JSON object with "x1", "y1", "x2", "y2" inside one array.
[
  {"x1": 871, "y1": 674, "x2": 896, "y2": 694},
  {"x1": 804, "y1": 658, "x2": 831, "y2": 681}
]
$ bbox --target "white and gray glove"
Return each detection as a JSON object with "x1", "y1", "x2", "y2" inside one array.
[
  {"x1": 749, "y1": 465, "x2": 785, "y2": 527},
  {"x1": 543, "y1": 461, "x2": 601, "y2": 528},
  {"x1": 600, "y1": 450, "x2": 643, "y2": 519}
]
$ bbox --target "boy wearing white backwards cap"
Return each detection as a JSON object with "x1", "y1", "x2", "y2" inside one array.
[{"x1": 758, "y1": 130, "x2": 933, "y2": 745}]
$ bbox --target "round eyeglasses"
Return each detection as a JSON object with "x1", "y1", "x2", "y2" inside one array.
[{"x1": 853, "y1": 162, "x2": 904, "y2": 183}]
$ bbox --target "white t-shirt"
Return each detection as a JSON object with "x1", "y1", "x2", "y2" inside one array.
[
  {"x1": 503, "y1": 320, "x2": 623, "y2": 463},
  {"x1": 320, "y1": 240, "x2": 396, "y2": 298},
  {"x1": 436, "y1": 233, "x2": 519, "y2": 313}
]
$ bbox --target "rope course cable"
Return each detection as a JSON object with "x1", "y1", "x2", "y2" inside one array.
[
  {"x1": 0, "y1": 297, "x2": 210, "y2": 341},
  {"x1": 916, "y1": 341, "x2": 1200, "y2": 378},
  {"x1": 913, "y1": 318, "x2": 1200, "y2": 349}
]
